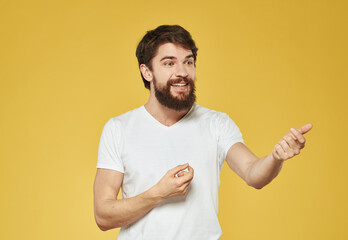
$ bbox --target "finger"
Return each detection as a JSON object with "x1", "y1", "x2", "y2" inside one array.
[
  {"x1": 280, "y1": 138, "x2": 298, "y2": 158},
  {"x1": 290, "y1": 128, "x2": 306, "y2": 144},
  {"x1": 187, "y1": 165, "x2": 194, "y2": 174},
  {"x1": 279, "y1": 140, "x2": 292, "y2": 158},
  {"x1": 284, "y1": 135, "x2": 301, "y2": 156},
  {"x1": 272, "y1": 148, "x2": 281, "y2": 161},
  {"x1": 176, "y1": 168, "x2": 190, "y2": 178},
  {"x1": 275, "y1": 144, "x2": 288, "y2": 160},
  {"x1": 289, "y1": 131, "x2": 297, "y2": 140},
  {"x1": 298, "y1": 123, "x2": 313, "y2": 135},
  {"x1": 178, "y1": 166, "x2": 194, "y2": 184},
  {"x1": 283, "y1": 134, "x2": 300, "y2": 150},
  {"x1": 169, "y1": 163, "x2": 189, "y2": 176}
]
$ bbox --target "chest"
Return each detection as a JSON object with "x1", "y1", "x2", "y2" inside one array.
[{"x1": 120, "y1": 122, "x2": 222, "y2": 196}]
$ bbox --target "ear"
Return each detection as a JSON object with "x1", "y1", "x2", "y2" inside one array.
[{"x1": 140, "y1": 64, "x2": 153, "y2": 82}]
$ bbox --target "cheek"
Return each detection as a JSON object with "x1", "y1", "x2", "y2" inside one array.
[
  {"x1": 188, "y1": 67, "x2": 196, "y2": 76},
  {"x1": 157, "y1": 70, "x2": 175, "y2": 81},
  {"x1": 189, "y1": 70, "x2": 196, "y2": 80}
]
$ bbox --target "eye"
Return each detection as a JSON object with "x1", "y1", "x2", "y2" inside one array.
[
  {"x1": 185, "y1": 60, "x2": 194, "y2": 65},
  {"x1": 164, "y1": 61, "x2": 174, "y2": 66}
]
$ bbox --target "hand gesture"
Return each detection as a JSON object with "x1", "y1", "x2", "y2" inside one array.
[
  {"x1": 272, "y1": 123, "x2": 313, "y2": 161},
  {"x1": 154, "y1": 163, "x2": 194, "y2": 200}
]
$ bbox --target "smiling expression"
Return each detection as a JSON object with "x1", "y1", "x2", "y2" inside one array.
[{"x1": 146, "y1": 43, "x2": 196, "y2": 110}]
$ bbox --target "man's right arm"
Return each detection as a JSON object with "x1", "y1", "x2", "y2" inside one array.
[{"x1": 93, "y1": 163, "x2": 194, "y2": 231}]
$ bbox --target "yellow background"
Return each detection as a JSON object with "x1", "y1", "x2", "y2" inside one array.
[{"x1": 1, "y1": 0, "x2": 347, "y2": 239}]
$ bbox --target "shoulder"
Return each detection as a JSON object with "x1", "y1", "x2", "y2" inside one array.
[
  {"x1": 105, "y1": 106, "x2": 144, "y2": 129},
  {"x1": 191, "y1": 104, "x2": 232, "y2": 122},
  {"x1": 191, "y1": 104, "x2": 241, "y2": 135}
]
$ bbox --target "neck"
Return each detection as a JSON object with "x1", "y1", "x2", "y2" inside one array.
[{"x1": 144, "y1": 93, "x2": 192, "y2": 127}]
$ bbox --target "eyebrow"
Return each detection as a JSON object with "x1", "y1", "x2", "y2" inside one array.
[{"x1": 160, "y1": 54, "x2": 194, "y2": 62}]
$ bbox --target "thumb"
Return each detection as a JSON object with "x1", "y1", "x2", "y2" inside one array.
[
  {"x1": 169, "y1": 163, "x2": 189, "y2": 176},
  {"x1": 298, "y1": 123, "x2": 313, "y2": 135}
]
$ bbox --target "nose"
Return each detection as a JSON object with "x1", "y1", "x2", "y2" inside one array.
[{"x1": 174, "y1": 63, "x2": 188, "y2": 78}]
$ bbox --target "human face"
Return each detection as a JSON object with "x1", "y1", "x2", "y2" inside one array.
[{"x1": 150, "y1": 43, "x2": 196, "y2": 111}]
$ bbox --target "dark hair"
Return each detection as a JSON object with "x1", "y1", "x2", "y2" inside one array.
[{"x1": 136, "y1": 25, "x2": 198, "y2": 89}]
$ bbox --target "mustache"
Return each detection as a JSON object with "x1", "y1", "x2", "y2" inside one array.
[{"x1": 168, "y1": 77, "x2": 194, "y2": 85}]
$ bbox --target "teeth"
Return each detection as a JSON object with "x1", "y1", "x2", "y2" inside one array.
[{"x1": 172, "y1": 83, "x2": 187, "y2": 86}]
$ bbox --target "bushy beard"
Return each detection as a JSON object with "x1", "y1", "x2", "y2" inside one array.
[{"x1": 153, "y1": 77, "x2": 196, "y2": 111}]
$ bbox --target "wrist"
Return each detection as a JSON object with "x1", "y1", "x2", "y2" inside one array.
[{"x1": 147, "y1": 185, "x2": 165, "y2": 204}]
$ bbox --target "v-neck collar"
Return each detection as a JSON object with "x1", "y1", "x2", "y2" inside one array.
[{"x1": 141, "y1": 104, "x2": 195, "y2": 129}]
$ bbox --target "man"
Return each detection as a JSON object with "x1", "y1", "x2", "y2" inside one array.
[{"x1": 93, "y1": 25, "x2": 312, "y2": 239}]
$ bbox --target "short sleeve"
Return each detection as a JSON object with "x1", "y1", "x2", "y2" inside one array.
[
  {"x1": 217, "y1": 113, "x2": 244, "y2": 160},
  {"x1": 96, "y1": 119, "x2": 124, "y2": 173}
]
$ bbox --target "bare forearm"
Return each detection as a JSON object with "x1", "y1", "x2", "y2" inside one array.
[
  {"x1": 95, "y1": 186, "x2": 162, "y2": 231},
  {"x1": 246, "y1": 124, "x2": 313, "y2": 189},
  {"x1": 95, "y1": 164, "x2": 194, "y2": 231},
  {"x1": 246, "y1": 153, "x2": 284, "y2": 189}
]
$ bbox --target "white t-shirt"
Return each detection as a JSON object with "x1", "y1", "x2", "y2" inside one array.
[{"x1": 97, "y1": 104, "x2": 244, "y2": 240}]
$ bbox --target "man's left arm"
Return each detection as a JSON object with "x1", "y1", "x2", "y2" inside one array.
[{"x1": 226, "y1": 123, "x2": 313, "y2": 189}]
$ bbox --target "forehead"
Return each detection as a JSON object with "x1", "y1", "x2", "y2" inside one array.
[{"x1": 153, "y1": 42, "x2": 193, "y2": 60}]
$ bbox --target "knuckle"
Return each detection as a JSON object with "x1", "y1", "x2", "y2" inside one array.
[
  {"x1": 175, "y1": 180, "x2": 181, "y2": 188},
  {"x1": 293, "y1": 130, "x2": 300, "y2": 136}
]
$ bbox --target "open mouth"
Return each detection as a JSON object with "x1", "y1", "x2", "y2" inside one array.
[{"x1": 171, "y1": 83, "x2": 188, "y2": 87}]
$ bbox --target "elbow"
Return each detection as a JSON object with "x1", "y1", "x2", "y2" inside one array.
[
  {"x1": 251, "y1": 184, "x2": 264, "y2": 190},
  {"x1": 248, "y1": 182, "x2": 264, "y2": 190},
  {"x1": 98, "y1": 225, "x2": 109, "y2": 232},
  {"x1": 245, "y1": 173, "x2": 271, "y2": 190},
  {"x1": 246, "y1": 178, "x2": 266, "y2": 190},
  {"x1": 95, "y1": 211, "x2": 126, "y2": 231},
  {"x1": 95, "y1": 215, "x2": 109, "y2": 231},
  {"x1": 95, "y1": 214, "x2": 119, "y2": 231},
  {"x1": 98, "y1": 223, "x2": 109, "y2": 232}
]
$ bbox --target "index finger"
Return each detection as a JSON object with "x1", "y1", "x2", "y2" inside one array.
[
  {"x1": 169, "y1": 163, "x2": 189, "y2": 176},
  {"x1": 290, "y1": 128, "x2": 305, "y2": 144},
  {"x1": 177, "y1": 166, "x2": 194, "y2": 184},
  {"x1": 298, "y1": 123, "x2": 313, "y2": 135}
]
